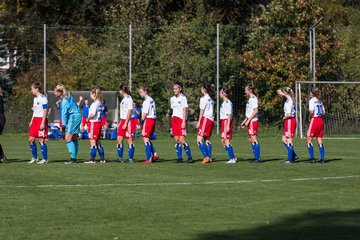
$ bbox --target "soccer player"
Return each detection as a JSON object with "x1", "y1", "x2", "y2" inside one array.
[
  {"x1": 28, "y1": 82, "x2": 49, "y2": 164},
  {"x1": 117, "y1": 85, "x2": 136, "y2": 163},
  {"x1": 241, "y1": 84, "x2": 261, "y2": 163},
  {"x1": 85, "y1": 88, "x2": 106, "y2": 163},
  {"x1": 0, "y1": 86, "x2": 7, "y2": 163},
  {"x1": 132, "y1": 102, "x2": 141, "y2": 140},
  {"x1": 170, "y1": 81, "x2": 194, "y2": 163},
  {"x1": 56, "y1": 99, "x2": 63, "y2": 138},
  {"x1": 54, "y1": 84, "x2": 82, "y2": 164},
  {"x1": 137, "y1": 85, "x2": 159, "y2": 163},
  {"x1": 306, "y1": 88, "x2": 326, "y2": 163},
  {"x1": 78, "y1": 96, "x2": 90, "y2": 136},
  {"x1": 196, "y1": 84, "x2": 215, "y2": 164},
  {"x1": 220, "y1": 88, "x2": 237, "y2": 164},
  {"x1": 100, "y1": 99, "x2": 108, "y2": 139},
  {"x1": 277, "y1": 87, "x2": 298, "y2": 163}
]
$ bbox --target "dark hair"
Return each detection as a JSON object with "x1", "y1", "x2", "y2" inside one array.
[
  {"x1": 282, "y1": 87, "x2": 294, "y2": 100},
  {"x1": 221, "y1": 88, "x2": 232, "y2": 98},
  {"x1": 31, "y1": 82, "x2": 43, "y2": 94},
  {"x1": 310, "y1": 88, "x2": 322, "y2": 103},
  {"x1": 140, "y1": 85, "x2": 150, "y2": 94},
  {"x1": 202, "y1": 83, "x2": 215, "y2": 99},
  {"x1": 119, "y1": 84, "x2": 132, "y2": 95},
  {"x1": 173, "y1": 81, "x2": 183, "y2": 93},
  {"x1": 245, "y1": 84, "x2": 258, "y2": 96}
]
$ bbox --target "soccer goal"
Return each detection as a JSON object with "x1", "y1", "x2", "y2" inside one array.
[{"x1": 295, "y1": 81, "x2": 360, "y2": 139}]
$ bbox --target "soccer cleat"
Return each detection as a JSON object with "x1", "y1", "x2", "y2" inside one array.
[
  {"x1": 176, "y1": 158, "x2": 183, "y2": 163},
  {"x1": 202, "y1": 157, "x2": 210, "y2": 164},
  {"x1": 304, "y1": 159, "x2": 316, "y2": 164},
  {"x1": 100, "y1": 160, "x2": 106, "y2": 164},
  {"x1": 249, "y1": 159, "x2": 261, "y2": 163},
  {"x1": 187, "y1": 158, "x2": 195, "y2": 163},
  {"x1": 142, "y1": 160, "x2": 152, "y2": 164},
  {"x1": 28, "y1": 158, "x2": 39, "y2": 164},
  {"x1": 226, "y1": 159, "x2": 237, "y2": 164},
  {"x1": 283, "y1": 160, "x2": 293, "y2": 164},
  {"x1": 319, "y1": 159, "x2": 325, "y2": 164},
  {"x1": 117, "y1": 158, "x2": 124, "y2": 163},
  {"x1": 65, "y1": 159, "x2": 77, "y2": 164},
  {"x1": 128, "y1": 159, "x2": 134, "y2": 164},
  {"x1": 152, "y1": 154, "x2": 159, "y2": 162},
  {"x1": 84, "y1": 160, "x2": 96, "y2": 164},
  {"x1": 36, "y1": 159, "x2": 48, "y2": 164},
  {"x1": 293, "y1": 155, "x2": 299, "y2": 161}
]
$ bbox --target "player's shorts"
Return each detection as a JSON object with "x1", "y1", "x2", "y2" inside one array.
[
  {"x1": 88, "y1": 121, "x2": 101, "y2": 140},
  {"x1": 247, "y1": 119, "x2": 259, "y2": 137},
  {"x1": 117, "y1": 118, "x2": 136, "y2": 138},
  {"x1": 197, "y1": 116, "x2": 214, "y2": 137},
  {"x1": 307, "y1": 117, "x2": 324, "y2": 138},
  {"x1": 81, "y1": 117, "x2": 87, "y2": 127},
  {"x1": 59, "y1": 119, "x2": 63, "y2": 129},
  {"x1": 283, "y1": 117, "x2": 296, "y2": 138},
  {"x1": 171, "y1": 116, "x2": 187, "y2": 136},
  {"x1": 101, "y1": 116, "x2": 107, "y2": 127},
  {"x1": 65, "y1": 113, "x2": 82, "y2": 135},
  {"x1": 29, "y1": 117, "x2": 48, "y2": 139},
  {"x1": 221, "y1": 119, "x2": 234, "y2": 140},
  {"x1": 142, "y1": 118, "x2": 156, "y2": 138}
]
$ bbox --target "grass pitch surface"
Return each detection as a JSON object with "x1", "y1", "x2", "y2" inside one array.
[{"x1": 0, "y1": 133, "x2": 359, "y2": 240}]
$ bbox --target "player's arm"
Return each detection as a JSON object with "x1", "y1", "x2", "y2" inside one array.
[
  {"x1": 182, "y1": 107, "x2": 187, "y2": 129},
  {"x1": 40, "y1": 102, "x2": 48, "y2": 130},
  {"x1": 226, "y1": 113, "x2": 231, "y2": 133},
  {"x1": 245, "y1": 107, "x2": 258, "y2": 126},
  {"x1": 61, "y1": 101, "x2": 69, "y2": 130},
  {"x1": 122, "y1": 109, "x2": 132, "y2": 130},
  {"x1": 196, "y1": 109, "x2": 204, "y2": 129},
  {"x1": 77, "y1": 96, "x2": 83, "y2": 106}
]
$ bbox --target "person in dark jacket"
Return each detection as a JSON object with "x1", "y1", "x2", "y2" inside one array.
[{"x1": 0, "y1": 86, "x2": 7, "y2": 162}]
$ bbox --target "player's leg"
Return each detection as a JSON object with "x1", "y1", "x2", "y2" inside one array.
[
  {"x1": 127, "y1": 137, "x2": 135, "y2": 163},
  {"x1": 197, "y1": 135, "x2": 208, "y2": 160},
  {"x1": 317, "y1": 137, "x2": 325, "y2": 162},
  {"x1": 116, "y1": 136, "x2": 124, "y2": 162},
  {"x1": 65, "y1": 133, "x2": 77, "y2": 163},
  {"x1": 97, "y1": 139, "x2": 105, "y2": 162},
  {"x1": 180, "y1": 136, "x2": 193, "y2": 163},
  {"x1": 142, "y1": 137, "x2": 152, "y2": 162},
  {"x1": 223, "y1": 138, "x2": 236, "y2": 164},
  {"x1": 306, "y1": 136, "x2": 315, "y2": 162},
  {"x1": 174, "y1": 136, "x2": 183, "y2": 162}
]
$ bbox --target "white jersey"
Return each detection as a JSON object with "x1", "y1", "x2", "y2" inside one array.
[
  {"x1": 199, "y1": 94, "x2": 214, "y2": 121},
  {"x1": 245, "y1": 95, "x2": 259, "y2": 120},
  {"x1": 120, "y1": 95, "x2": 134, "y2": 120},
  {"x1": 170, "y1": 94, "x2": 188, "y2": 119},
  {"x1": 309, "y1": 97, "x2": 325, "y2": 117},
  {"x1": 284, "y1": 97, "x2": 296, "y2": 118},
  {"x1": 32, "y1": 94, "x2": 48, "y2": 118},
  {"x1": 142, "y1": 96, "x2": 156, "y2": 119},
  {"x1": 88, "y1": 99, "x2": 101, "y2": 122},
  {"x1": 220, "y1": 99, "x2": 233, "y2": 120}
]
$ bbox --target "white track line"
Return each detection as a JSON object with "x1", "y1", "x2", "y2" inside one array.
[{"x1": 0, "y1": 175, "x2": 359, "y2": 189}]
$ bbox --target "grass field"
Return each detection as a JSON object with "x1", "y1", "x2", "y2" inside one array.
[{"x1": 0, "y1": 133, "x2": 359, "y2": 240}]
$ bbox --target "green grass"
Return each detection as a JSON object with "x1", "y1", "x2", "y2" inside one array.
[{"x1": 0, "y1": 133, "x2": 359, "y2": 240}]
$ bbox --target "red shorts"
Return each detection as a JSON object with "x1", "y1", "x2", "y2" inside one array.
[
  {"x1": 81, "y1": 117, "x2": 87, "y2": 127},
  {"x1": 59, "y1": 119, "x2": 63, "y2": 129},
  {"x1": 142, "y1": 118, "x2": 156, "y2": 138},
  {"x1": 197, "y1": 116, "x2": 214, "y2": 137},
  {"x1": 117, "y1": 119, "x2": 136, "y2": 138},
  {"x1": 171, "y1": 116, "x2": 187, "y2": 136},
  {"x1": 29, "y1": 117, "x2": 48, "y2": 139},
  {"x1": 221, "y1": 119, "x2": 234, "y2": 140},
  {"x1": 283, "y1": 118, "x2": 296, "y2": 138},
  {"x1": 307, "y1": 117, "x2": 324, "y2": 138},
  {"x1": 247, "y1": 119, "x2": 259, "y2": 137},
  {"x1": 88, "y1": 121, "x2": 101, "y2": 140},
  {"x1": 101, "y1": 117, "x2": 107, "y2": 127}
]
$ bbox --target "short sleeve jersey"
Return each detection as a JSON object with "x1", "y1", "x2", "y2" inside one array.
[
  {"x1": 89, "y1": 100, "x2": 102, "y2": 122},
  {"x1": 120, "y1": 95, "x2": 133, "y2": 120},
  {"x1": 170, "y1": 94, "x2": 188, "y2": 120},
  {"x1": 81, "y1": 104, "x2": 90, "y2": 118},
  {"x1": 309, "y1": 97, "x2": 325, "y2": 117},
  {"x1": 284, "y1": 97, "x2": 296, "y2": 118},
  {"x1": 142, "y1": 96, "x2": 156, "y2": 119},
  {"x1": 200, "y1": 94, "x2": 214, "y2": 121},
  {"x1": 246, "y1": 95, "x2": 259, "y2": 120},
  {"x1": 220, "y1": 99, "x2": 233, "y2": 120},
  {"x1": 33, "y1": 94, "x2": 48, "y2": 118}
]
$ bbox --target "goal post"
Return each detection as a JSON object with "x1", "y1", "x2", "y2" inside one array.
[{"x1": 296, "y1": 81, "x2": 360, "y2": 139}]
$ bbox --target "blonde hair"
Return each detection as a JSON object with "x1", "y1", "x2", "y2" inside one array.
[
  {"x1": 54, "y1": 84, "x2": 69, "y2": 98},
  {"x1": 90, "y1": 87, "x2": 102, "y2": 100}
]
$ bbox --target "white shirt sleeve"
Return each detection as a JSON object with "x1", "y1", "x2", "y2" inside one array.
[
  {"x1": 182, "y1": 95, "x2": 188, "y2": 108},
  {"x1": 142, "y1": 100, "x2": 150, "y2": 115}
]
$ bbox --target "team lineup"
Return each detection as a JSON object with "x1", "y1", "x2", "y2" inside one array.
[{"x1": 26, "y1": 81, "x2": 326, "y2": 164}]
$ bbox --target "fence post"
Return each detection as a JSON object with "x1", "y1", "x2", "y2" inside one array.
[
  {"x1": 129, "y1": 24, "x2": 132, "y2": 91},
  {"x1": 216, "y1": 23, "x2": 220, "y2": 135},
  {"x1": 43, "y1": 24, "x2": 47, "y2": 94}
]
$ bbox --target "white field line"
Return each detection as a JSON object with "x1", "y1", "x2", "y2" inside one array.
[{"x1": 0, "y1": 175, "x2": 359, "y2": 189}]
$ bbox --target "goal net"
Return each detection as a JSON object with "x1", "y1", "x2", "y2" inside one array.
[{"x1": 296, "y1": 81, "x2": 360, "y2": 139}]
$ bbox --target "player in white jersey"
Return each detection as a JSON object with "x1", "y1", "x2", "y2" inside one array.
[
  {"x1": 117, "y1": 85, "x2": 136, "y2": 163},
  {"x1": 196, "y1": 84, "x2": 215, "y2": 164},
  {"x1": 137, "y1": 85, "x2": 159, "y2": 163},
  {"x1": 170, "y1": 81, "x2": 193, "y2": 163},
  {"x1": 220, "y1": 88, "x2": 237, "y2": 164},
  {"x1": 28, "y1": 82, "x2": 48, "y2": 164},
  {"x1": 241, "y1": 84, "x2": 261, "y2": 162},
  {"x1": 277, "y1": 87, "x2": 298, "y2": 163},
  {"x1": 84, "y1": 88, "x2": 106, "y2": 163},
  {"x1": 306, "y1": 88, "x2": 326, "y2": 163}
]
